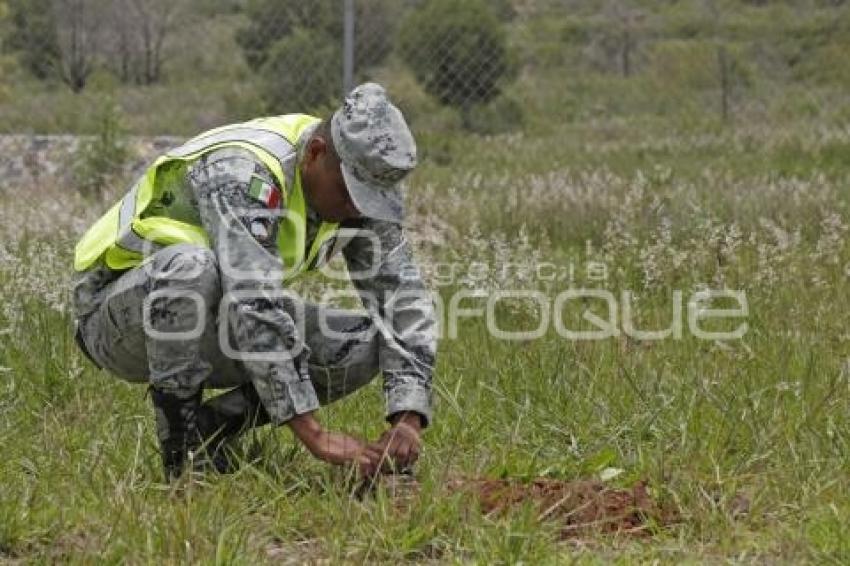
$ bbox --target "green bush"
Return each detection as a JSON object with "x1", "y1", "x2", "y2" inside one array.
[
  {"x1": 398, "y1": 0, "x2": 516, "y2": 114},
  {"x1": 72, "y1": 99, "x2": 131, "y2": 198},
  {"x1": 2, "y1": 0, "x2": 60, "y2": 80},
  {"x1": 237, "y1": 0, "x2": 400, "y2": 113},
  {"x1": 259, "y1": 27, "x2": 340, "y2": 115},
  {"x1": 235, "y1": 0, "x2": 334, "y2": 71},
  {"x1": 236, "y1": 0, "x2": 395, "y2": 73}
]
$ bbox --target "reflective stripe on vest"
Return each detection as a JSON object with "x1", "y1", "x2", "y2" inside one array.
[
  {"x1": 74, "y1": 114, "x2": 340, "y2": 278},
  {"x1": 115, "y1": 179, "x2": 155, "y2": 254},
  {"x1": 169, "y1": 126, "x2": 296, "y2": 189}
]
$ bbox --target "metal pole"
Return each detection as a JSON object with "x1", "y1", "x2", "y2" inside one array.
[{"x1": 343, "y1": 0, "x2": 355, "y2": 96}]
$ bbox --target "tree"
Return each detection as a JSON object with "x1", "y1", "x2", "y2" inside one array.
[
  {"x1": 128, "y1": 0, "x2": 178, "y2": 84},
  {"x1": 398, "y1": 0, "x2": 516, "y2": 115},
  {"x1": 582, "y1": 1, "x2": 648, "y2": 77},
  {"x1": 703, "y1": 0, "x2": 753, "y2": 123},
  {"x1": 104, "y1": 0, "x2": 181, "y2": 85},
  {"x1": 3, "y1": 0, "x2": 61, "y2": 80},
  {"x1": 604, "y1": 1, "x2": 645, "y2": 77},
  {"x1": 53, "y1": 0, "x2": 102, "y2": 92},
  {"x1": 3, "y1": 0, "x2": 103, "y2": 92}
]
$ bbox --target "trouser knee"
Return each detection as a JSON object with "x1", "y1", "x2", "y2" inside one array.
[
  {"x1": 146, "y1": 244, "x2": 221, "y2": 334},
  {"x1": 148, "y1": 244, "x2": 220, "y2": 295}
]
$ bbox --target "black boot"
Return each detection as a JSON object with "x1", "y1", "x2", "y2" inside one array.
[
  {"x1": 149, "y1": 387, "x2": 203, "y2": 481},
  {"x1": 196, "y1": 383, "x2": 271, "y2": 473}
]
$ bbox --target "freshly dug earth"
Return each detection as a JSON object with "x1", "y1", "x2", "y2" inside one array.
[
  {"x1": 375, "y1": 475, "x2": 674, "y2": 538},
  {"x1": 447, "y1": 478, "x2": 672, "y2": 537}
]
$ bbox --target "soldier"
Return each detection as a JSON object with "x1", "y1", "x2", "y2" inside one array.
[{"x1": 71, "y1": 83, "x2": 437, "y2": 480}]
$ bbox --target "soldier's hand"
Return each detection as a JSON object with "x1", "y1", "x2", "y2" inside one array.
[
  {"x1": 369, "y1": 412, "x2": 423, "y2": 472},
  {"x1": 289, "y1": 412, "x2": 380, "y2": 476}
]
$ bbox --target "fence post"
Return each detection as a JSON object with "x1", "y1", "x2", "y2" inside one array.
[{"x1": 343, "y1": 0, "x2": 355, "y2": 96}]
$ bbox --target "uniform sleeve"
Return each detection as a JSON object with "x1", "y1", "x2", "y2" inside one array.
[
  {"x1": 186, "y1": 147, "x2": 320, "y2": 425},
  {"x1": 341, "y1": 217, "x2": 438, "y2": 427}
]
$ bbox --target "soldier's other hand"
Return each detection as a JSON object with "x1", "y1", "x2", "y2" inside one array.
[{"x1": 369, "y1": 413, "x2": 423, "y2": 472}]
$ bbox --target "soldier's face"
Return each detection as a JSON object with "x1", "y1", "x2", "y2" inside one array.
[{"x1": 302, "y1": 138, "x2": 360, "y2": 222}]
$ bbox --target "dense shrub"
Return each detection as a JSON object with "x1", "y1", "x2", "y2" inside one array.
[
  {"x1": 237, "y1": 0, "x2": 398, "y2": 112},
  {"x1": 2, "y1": 0, "x2": 60, "y2": 80},
  {"x1": 259, "y1": 27, "x2": 340, "y2": 114},
  {"x1": 236, "y1": 0, "x2": 395, "y2": 73},
  {"x1": 398, "y1": 0, "x2": 516, "y2": 114},
  {"x1": 73, "y1": 99, "x2": 130, "y2": 198}
]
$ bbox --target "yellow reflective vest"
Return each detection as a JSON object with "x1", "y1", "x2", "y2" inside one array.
[{"x1": 74, "y1": 114, "x2": 340, "y2": 281}]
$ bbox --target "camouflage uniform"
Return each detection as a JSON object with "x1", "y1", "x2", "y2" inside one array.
[{"x1": 72, "y1": 84, "x2": 436, "y2": 477}]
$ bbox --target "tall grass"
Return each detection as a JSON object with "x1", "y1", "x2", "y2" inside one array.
[{"x1": 1, "y1": 106, "x2": 849, "y2": 562}]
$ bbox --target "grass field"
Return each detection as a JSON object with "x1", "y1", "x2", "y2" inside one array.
[{"x1": 1, "y1": 101, "x2": 849, "y2": 563}]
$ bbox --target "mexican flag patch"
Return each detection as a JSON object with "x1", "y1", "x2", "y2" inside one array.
[{"x1": 248, "y1": 175, "x2": 281, "y2": 208}]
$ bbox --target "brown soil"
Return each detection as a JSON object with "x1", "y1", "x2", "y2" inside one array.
[
  {"x1": 446, "y1": 477, "x2": 673, "y2": 538},
  {"x1": 363, "y1": 473, "x2": 677, "y2": 538}
]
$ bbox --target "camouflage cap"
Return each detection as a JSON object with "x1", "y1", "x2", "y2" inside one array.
[{"x1": 331, "y1": 82, "x2": 417, "y2": 223}]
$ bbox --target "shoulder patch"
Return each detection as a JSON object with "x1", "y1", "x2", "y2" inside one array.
[{"x1": 248, "y1": 175, "x2": 281, "y2": 208}]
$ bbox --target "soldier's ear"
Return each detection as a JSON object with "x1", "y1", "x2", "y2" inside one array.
[{"x1": 305, "y1": 137, "x2": 327, "y2": 166}]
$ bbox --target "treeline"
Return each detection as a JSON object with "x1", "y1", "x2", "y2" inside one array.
[
  {"x1": 1, "y1": 0, "x2": 848, "y2": 132},
  {"x1": 0, "y1": 0, "x2": 518, "y2": 119},
  {"x1": 1, "y1": 0, "x2": 180, "y2": 91}
]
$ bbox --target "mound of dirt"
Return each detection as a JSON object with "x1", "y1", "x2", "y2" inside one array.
[
  {"x1": 361, "y1": 473, "x2": 676, "y2": 537},
  {"x1": 446, "y1": 477, "x2": 672, "y2": 537},
  {"x1": 365, "y1": 474, "x2": 675, "y2": 538}
]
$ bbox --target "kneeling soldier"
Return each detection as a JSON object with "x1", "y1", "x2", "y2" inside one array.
[{"x1": 71, "y1": 83, "x2": 436, "y2": 480}]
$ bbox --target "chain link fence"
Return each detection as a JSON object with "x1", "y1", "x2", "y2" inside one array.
[
  {"x1": 0, "y1": 0, "x2": 528, "y2": 134},
  {"x1": 219, "y1": 0, "x2": 525, "y2": 132},
  {"x1": 1, "y1": 0, "x2": 849, "y2": 136}
]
